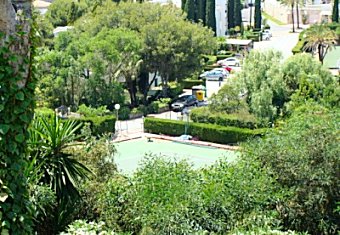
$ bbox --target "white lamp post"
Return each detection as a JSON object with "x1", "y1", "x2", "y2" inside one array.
[{"x1": 114, "y1": 104, "x2": 120, "y2": 133}]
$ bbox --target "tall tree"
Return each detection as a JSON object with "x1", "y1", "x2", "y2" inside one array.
[
  {"x1": 332, "y1": 0, "x2": 339, "y2": 23},
  {"x1": 296, "y1": 0, "x2": 301, "y2": 29},
  {"x1": 281, "y1": 0, "x2": 295, "y2": 32},
  {"x1": 206, "y1": 0, "x2": 216, "y2": 34},
  {"x1": 254, "y1": 0, "x2": 262, "y2": 29},
  {"x1": 228, "y1": 0, "x2": 235, "y2": 29},
  {"x1": 0, "y1": 0, "x2": 34, "y2": 233},
  {"x1": 181, "y1": 0, "x2": 187, "y2": 10},
  {"x1": 197, "y1": 0, "x2": 206, "y2": 24},
  {"x1": 303, "y1": 24, "x2": 336, "y2": 64},
  {"x1": 234, "y1": 0, "x2": 242, "y2": 28},
  {"x1": 184, "y1": 0, "x2": 196, "y2": 22}
]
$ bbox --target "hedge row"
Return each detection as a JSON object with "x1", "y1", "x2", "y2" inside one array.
[
  {"x1": 216, "y1": 54, "x2": 235, "y2": 60},
  {"x1": 69, "y1": 116, "x2": 116, "y2": 136},
  {"x1": 190, "y1": 107, "x2": 265, "y2": 129},
  {"x1": 144, "y1": 117, "x2": 265, "y2": 144},
  {"x1": 181, "y1": 79, "x2": 204, "y2": 89}
]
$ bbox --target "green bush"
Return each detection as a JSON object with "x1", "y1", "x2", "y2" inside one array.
[
  {"x1": 96, "y1": 155, "x2": 283, "y2": 234},
  {"x1": 216, "y1": 53, "x2": 235, "y2": 60},
  {"x1": 144, "y1": 117, "x2": 264, "y2": 144},
  {"x1": 190, "y1": 107, "x2": 265, "y2": 129},
  {"x1": 70, "y1": 116, "x2": 116, "y2": 136},
  {"x1": 77, "y1": 104, "x2": 110, "y2": 117},
  {"x1": 118, "y1": 106, "x2": 131, "y2": 120},
  {"x1": 181, "y1": 79, "x2": 204, "y2": 89},
  {"x1": 202, "y1": 55, "x2": 217, "y2": 65},
  {"x1": 204, "y1": 64, "x2": 221, "y2": 71},
  {"x1": 35, "y1": 107, "x2": 55, "y2": 116}
]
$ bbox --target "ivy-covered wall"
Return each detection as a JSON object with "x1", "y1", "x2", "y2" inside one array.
[{"x1": 0, "y1": 1, "x2": 35, "y2": 233}]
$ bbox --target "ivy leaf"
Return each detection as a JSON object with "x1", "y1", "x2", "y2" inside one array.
[
  {"x1": 19, "y1": 114, "x2": 30, "y2": 123},
  {"x1": 0, "y1": 104, "x2": 4, "y2": 112},
  {"x1": 15, "y1": 91, "x2": 24, "y2": 101},
  {"x1": 0, "y1": 124, "x2": 10, "y2": 135},
  {"x1": 1, "y1": 229, "x2": 9, "y2": 235},
  {"x1": 15, "y1": 134, "x2": 25, "y2": 143},
  {"x1": 0, "y1": 192, "x2": 8, "y2": 202}
]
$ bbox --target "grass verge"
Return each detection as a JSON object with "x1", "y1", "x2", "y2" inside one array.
[{"x1": 263, "y1": 12, "x2": 286, "y2": 26}]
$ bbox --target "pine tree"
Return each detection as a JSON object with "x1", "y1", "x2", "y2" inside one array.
[
  {"x1": 234, "y1": 0, "x2": 242, "y2": 27},
  {"x1": 332, "y1": 0, "x2": 339, "y2": 22},
  {"x1": 206, "y1": 0, "x2": 216, "y2": 34},
  {"x1": 254, "y1": 0, "x2": 262, "y2": 29},
  {"x1": 184, "y1": 0, "x2": 196, "y2": 21},
  {"x1": 197, "y1": 0, "x2": 206, "y2": 24},
  {"x1": 228, "y1": 0, "x2": 235, "y2": 29}
]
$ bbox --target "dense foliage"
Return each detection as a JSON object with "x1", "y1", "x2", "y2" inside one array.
[
  {"x1": 37, "y1": 1, "x2": 217, "y2": 109},
  {"x1": 0, "y1": 23, "x2": 36, "y2": 235},
  {"x1": 144, "y1": 117, "x2": 263, "y2": 144},
  {"x1": 243, "y1": 105, "x2": 340, "y2": 234}
]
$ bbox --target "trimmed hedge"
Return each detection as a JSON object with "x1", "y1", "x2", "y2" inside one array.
[
  {"x1": 216, "y1": 54, "x2": 235, "y2": 60},
  {"x1": 181, "y1": 79, "x2": 204, "y2": 89},
  {"x1": 144, "y1": 117, "x2": 265, "y2": 144},
  {"x1": 190, "y1": 107, "x2": 265, "y2": 129},
  {"x1": 69, "y1": 116, "x2": 116, "y2": 136}
]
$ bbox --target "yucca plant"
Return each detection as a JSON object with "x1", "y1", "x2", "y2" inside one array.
[{"x1": 28, "y1": 114, "x2": 91, "y2": 202}]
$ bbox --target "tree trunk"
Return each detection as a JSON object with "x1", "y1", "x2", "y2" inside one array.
[
  {"x1": 296, "y1": 1, "x2": 301, "y2": 29},
  {"x1": 291, "y1": 3, "x2": 295, "y2": 33},
  {"x1": 318, "y1": 44, "x2": 324, "y2": 64}
]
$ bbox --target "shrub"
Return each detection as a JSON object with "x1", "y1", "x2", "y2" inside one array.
[
  {"x1": 216, "y1": 53, "x2": 235, "y2": 60},
  {"x1": 77, "y1": 104, "x2": 110, "y2": 117},
  {"x1": 202, "y1": 55, "x2": 217, "y2": 65},
  {"x1": 243, "y1": 108, "x2": 340, "y2": 234},
  {"x1": 35, "y1": 107, "x2": 55, "y2": 116},
  {"x1": 70, "y1": 116, "x2": 116, "y2": 136},
  {"x1": 190, "y1": 107, "x2": 265, "y2": 129},
  {"x1": 144, "y1": 117, "x2": 264, "y2": 144},
  {"x1": 181, "y1": 79, "x2": 204, "y2": 89},
  {"x1": 168, "y1": 81, "x2": 183, "y2": 98},
  {"x1": 118, "y1": 106, "x2": 131, "y2": 120}
]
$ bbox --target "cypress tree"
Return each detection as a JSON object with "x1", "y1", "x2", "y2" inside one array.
[
  {"x1": 254, "y1": 0, "x2": 261, "y2": 29},
  {"x1": 185, "y1": 0, "x2": 196, "y2": 21},
  {"x1": 228, "y1": 0, "x2": 235, "y2": 29},
  {"x1": 206, "y1": 0, "x2": 216, "y2": 34},
  {"x1": 181, "y1": 0, "x2": 187, "y2": 11},
  {"x1": 234, "y1": 0, "x2": 242, "y2": 27},
  {"x1": 332, "y1": 0, "x2": 339, "y2": 23},
  {"x1": 197, "y1": 0, "x2": 206, "y2": 24}
]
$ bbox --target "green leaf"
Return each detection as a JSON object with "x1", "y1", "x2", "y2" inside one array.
[
  {"x1": 1, "y1": 229, "x2": 9, "y2": 235},
  {"x1": 0, "y1": 104, "x2": 4, "y2": 112},
  {"x1": 0, "y1": 193, "x2": 8, "y2": 202},
  {"x1": 0, "y1": 125, "x2": 10, "y2": 135},
  {"x1": 15, "y1": 134, "x2": 25, "y2": 143},
  {"x1": 19, "y1": 114, "x2": 30, "y2": 123},
  {"x1": 15, "y1": 91, "x2": 24, "y2": 101}
]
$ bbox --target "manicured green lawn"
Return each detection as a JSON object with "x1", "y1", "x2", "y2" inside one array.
[{"x1": 114, "y1": 138, "x2": 239, "y2": 174}]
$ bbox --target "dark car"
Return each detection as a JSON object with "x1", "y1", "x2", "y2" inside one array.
[{"x1": 171, "y1": 95, "x2": 198, "y2": 112}]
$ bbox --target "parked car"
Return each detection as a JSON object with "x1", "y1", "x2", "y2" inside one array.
[
  {"x1": 262, "y1": 30, "x2": 272, "y2": 40},
  {"x1": 217, "y1": 57, "x2": 240, "y2": 67},
  {"x1": 171, "y1": 95, "x2": 198, "y2": 112},
  {"x1": 199, "y1": 69, "x2": 229, "y2": 81},
  {"x1": 263, "y1": 29, "x2": 272, "y2": 37}
]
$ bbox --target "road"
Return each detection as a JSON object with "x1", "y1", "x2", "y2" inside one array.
[{"x1": 242, "y1": 7, "x2": 303, "y2": 60}]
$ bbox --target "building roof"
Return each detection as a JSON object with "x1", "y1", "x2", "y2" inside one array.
[
  {"x1": 323, "y1": 46, "x2": 340, "y2": 69},
  {"x1": 226, "y1": 39, "x2": 253, "y2": 45}
]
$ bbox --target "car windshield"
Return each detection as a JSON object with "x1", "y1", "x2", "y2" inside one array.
[{"x1": 175, "y1": 96, "x2": 190, "y2": 102}]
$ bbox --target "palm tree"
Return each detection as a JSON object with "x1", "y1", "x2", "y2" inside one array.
[
  {"x1": 303, "y1": 24, "x2": 337, "y2": 64},
  {"x1": 28, "y1": 114, "x2": 91, "y2": 201},
  {"x1": 281, "y1": 0, "x2": 296, "y2": 32}
]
